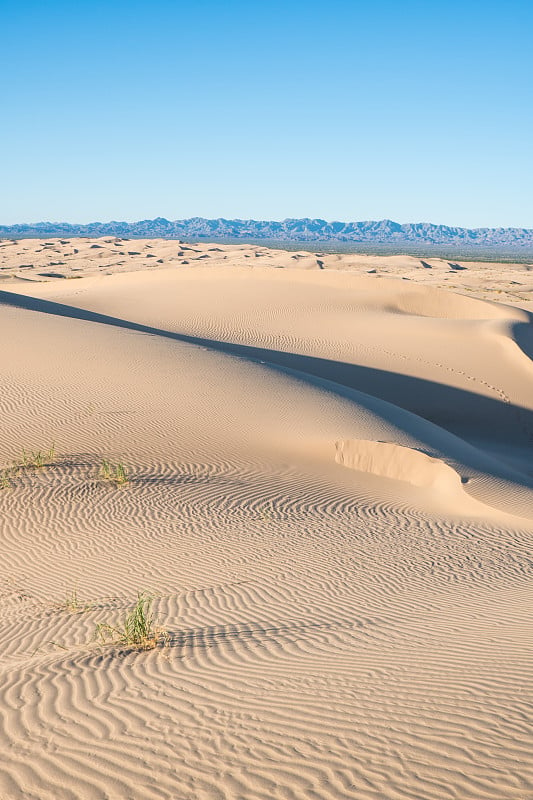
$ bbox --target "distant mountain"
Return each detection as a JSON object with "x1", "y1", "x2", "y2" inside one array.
[{"x1": 2, "y1": 217, "x2": 533, "y2": 253}]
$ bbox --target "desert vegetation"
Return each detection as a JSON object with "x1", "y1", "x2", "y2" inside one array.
[
  {"x1": 96, "y1": 592, "x2": 167, "y2": 651},
  {"x1": 60, "y1": 589, "x2": 92, "y2": 614},
  {"x1": 0, "y1": 468, "x2": 13, "y2": 490},
  {"x1": 0, "y1": 443, "x2": 57, "y2": 489},
  {"x1": 99, "y1": 459, "x2": 129, "y2": 486},
  {"x1": 18, "y1": 443, "x2": 56, "y2": 470}
]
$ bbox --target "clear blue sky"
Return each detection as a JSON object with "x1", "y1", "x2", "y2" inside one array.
[{"x1": 2, "y1": 0, "x2": 532, "y2": 228}]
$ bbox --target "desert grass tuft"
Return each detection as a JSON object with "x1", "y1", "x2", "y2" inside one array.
[
  {"x1": 1, "y1": 443, "x2": 57, "y2": 488},
  {"x1": 96, "y1": 592, "x2": 167, "y2": 651},
  {"x1": 0, "y1": 468, "x2": 13, "y2": 490},
  {"x1": 17, "y1": 443, "x2": 56, "y2": 470},
  {"x1": 99, "y1": 459, "x2": 129, "y2": 486},
  {"x1": 61, "y1": 588, "x2": 92, "y2": 614}
]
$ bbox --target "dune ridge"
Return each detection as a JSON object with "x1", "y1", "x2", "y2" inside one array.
[{"x1": 0, "y1": 240, "x2": 532, "y2": 799}]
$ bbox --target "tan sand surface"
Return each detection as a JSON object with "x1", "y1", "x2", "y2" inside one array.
[{"x1": 0, "y1": 239, "x2": 532, "y2": 799}]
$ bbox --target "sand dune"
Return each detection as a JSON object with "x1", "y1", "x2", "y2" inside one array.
[{"x1": 0, "y1": 239, "x2": 532, "y2": 799}]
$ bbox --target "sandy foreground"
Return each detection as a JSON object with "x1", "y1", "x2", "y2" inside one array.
[{"x1": 0, "y1": 237, "x2": 532, "y2": 800}]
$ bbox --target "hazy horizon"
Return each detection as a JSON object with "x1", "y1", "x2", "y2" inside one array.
[{"x1": 3, "y1": 214, "x2": 533, "y2": 231}]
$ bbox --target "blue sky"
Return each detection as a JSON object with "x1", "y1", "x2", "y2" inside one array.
[{"x1": 2, "y1": 0, "x2": 532, "y2": 227}]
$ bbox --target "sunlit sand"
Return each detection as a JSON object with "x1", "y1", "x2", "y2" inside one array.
[{"x1": 1, "y1": 238, "x2": 532, "y2": 799}]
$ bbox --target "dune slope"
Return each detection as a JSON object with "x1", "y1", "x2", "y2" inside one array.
[{"x1": 0, "y1": 244, "x2": 532, "y2": 800}]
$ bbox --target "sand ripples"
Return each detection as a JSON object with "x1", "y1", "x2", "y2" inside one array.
[
  {"x1": 1, "y1": 265, "x2": 533, "y2": 798},
  {"x1": 2, "y1": 452, "x2": 533, "y2": 799},
  {"x1": 1, "y1": 563, "x2": 532, "y2": 800}
]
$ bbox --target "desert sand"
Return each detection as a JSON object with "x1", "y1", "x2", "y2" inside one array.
[{"x1": 0, "y1": 237, "x2": 532, "y2": 800}]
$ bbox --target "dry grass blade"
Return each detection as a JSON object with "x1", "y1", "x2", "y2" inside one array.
[{"x1": 61, "y1": 588, "x2": 92, "y2": 614}]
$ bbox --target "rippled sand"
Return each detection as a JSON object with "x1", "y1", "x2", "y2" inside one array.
[{"x1": 1, "y1": 238, "x2": 532, "y2": 799}]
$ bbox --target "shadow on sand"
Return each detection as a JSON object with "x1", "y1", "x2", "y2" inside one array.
[{"x1": 2, "y1": 289, "x2": 533, "y2": 488}]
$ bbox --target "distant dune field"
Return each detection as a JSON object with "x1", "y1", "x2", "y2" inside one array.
[{"x1": 1, "y1": 238, "x2": 532, "y2": 800}]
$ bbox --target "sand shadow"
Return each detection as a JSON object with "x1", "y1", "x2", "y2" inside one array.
[
  {"x1": 2, "y1": 289, "x2": 533, "y2": 486},
  {"x1": 448, "y1": 262, "x2": 468, "y2": 271},
  {"x1": 511, "y1": 321, "x2": 533, "y2": 365}
]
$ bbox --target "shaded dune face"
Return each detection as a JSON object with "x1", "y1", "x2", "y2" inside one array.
[{"x1": 0, "y1": 247, "x2": 532, "y2": 800}]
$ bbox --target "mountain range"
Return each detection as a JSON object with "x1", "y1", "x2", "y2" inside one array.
[{"x1": 2, "y1": 217, "x2": 533, "y2": 254}]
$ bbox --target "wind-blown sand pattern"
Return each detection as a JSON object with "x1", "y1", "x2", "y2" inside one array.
[{"x1": 0, "y1": 238, "x2": 532, "y2": 799}]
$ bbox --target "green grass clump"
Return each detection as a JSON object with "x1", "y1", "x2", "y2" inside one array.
[
  {"x1": 18, "y1": 443, "x2": 56, "y2": 470},
  {"x1": 96, "y1": 593, "x2": 167, "y2": 651},
  {"x1": 1, "y1": 443, "x2": 56, "y2": 489},
  {"x1": 99, "y1": 459, "x2": 129, "y2": 486}
]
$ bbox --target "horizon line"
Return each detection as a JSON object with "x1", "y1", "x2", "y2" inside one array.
[{"x1": 2, "y1": 216, "x2": 533, "y2": 233}]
